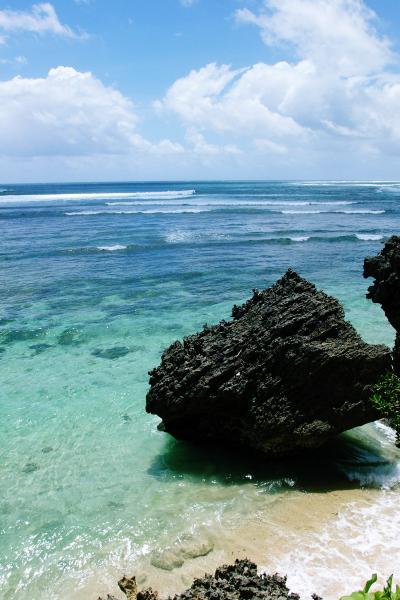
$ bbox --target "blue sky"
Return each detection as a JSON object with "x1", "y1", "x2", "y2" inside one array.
[{"x1": 1, "y1": 0, "x2": 400, "y2": 181}]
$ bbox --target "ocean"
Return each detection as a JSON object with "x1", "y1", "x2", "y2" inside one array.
[{"x1": 0, "y1": 180, "x2": 399, "y2": 599}]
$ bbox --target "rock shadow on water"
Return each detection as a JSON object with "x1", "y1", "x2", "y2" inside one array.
[{"x1": 147, "y1": 424, "x2": 400, "y2": 493}]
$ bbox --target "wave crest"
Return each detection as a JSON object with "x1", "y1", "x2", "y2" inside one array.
[{"x1": 0, "y1": 190, "x2": 196, "y2": 203}]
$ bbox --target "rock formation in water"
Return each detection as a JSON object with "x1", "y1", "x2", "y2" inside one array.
[
  {"x1": 99, "y1": 559, "x2": 306, "y2": 600},
  {"x1": 364, "y1": 235, "x2": 400, "y2": 372},
  {"x1": 146, "y1": 269, "x2": 391, "y2": 457}
]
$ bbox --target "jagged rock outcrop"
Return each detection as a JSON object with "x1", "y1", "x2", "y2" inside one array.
[
  {"x1": 146, "y1": 269, "x2": 391, "y2": 457},
  {"x1": 364, "y1": 235, "x2": 400, "y2": 371},
  {"x1": 99, "y1": 559, "x2": 305, "y2": 600}
]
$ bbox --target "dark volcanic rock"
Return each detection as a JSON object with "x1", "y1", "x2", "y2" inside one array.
[
  {"x1": 174, "y1": 559, "x2": 300, "y2": 600},
  {"x1": 100, "y1": 559, "x2": 301, "y2": 600},
  {"x1": 364, "y1": 235, "x2": 400, "y2": 371},
  {"x1": 146, "y1": 269, "x2": 391, "y2": 457}
]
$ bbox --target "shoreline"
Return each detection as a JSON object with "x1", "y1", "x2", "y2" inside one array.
[
  {"x1": 16, "y1": 422, "x2": 399, "y2": 600},
  {"x1": 56, "y1": 482, "x2": 398, "y2": 600}
]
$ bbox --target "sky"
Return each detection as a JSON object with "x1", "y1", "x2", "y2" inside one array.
[{"x1": 1, "y1": 0, "x2": 400, "y2": 182}]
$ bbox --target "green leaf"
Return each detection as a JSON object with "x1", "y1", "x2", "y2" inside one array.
[
  {"x1": 364, "y1": 575, "x2": 378, "y2": 594},
  {"x1": 340, "y1": 593, "x2": 367, "y2": 600}
]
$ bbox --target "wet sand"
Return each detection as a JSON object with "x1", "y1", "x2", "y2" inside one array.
[{"x1": 66, "y1": 484, "x2": 399, "y2": 600}]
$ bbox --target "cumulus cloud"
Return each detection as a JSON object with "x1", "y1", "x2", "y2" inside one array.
[
  {"x1": 157, "y1": 62, "x2": 306, "y2": 139},
  {"x1": 185, "y1": 127, "x2": 241, "y2": 157},
  {"x1": 0, "y1": 3, "x2": 81, "y2": 40},
  {"x1": 235, "y1": 0, "x2": 393, "y2": 76},
  {"x1": 156, "y1": 0, "x2": 400, "y2": 168},
  {"x1": 2, "y1": 0, "x2": 400, "y2": 179},
  {"x1": 0, "y1": 67, "x2": 183, "y2": 159}
]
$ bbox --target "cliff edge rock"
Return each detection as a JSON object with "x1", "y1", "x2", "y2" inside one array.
[
  {"x1": 364, "y1": 235, "x2": 400, "y2": 371},
  {"x1": 146, "y1": 269, "x2": 390, "y2": 457}
]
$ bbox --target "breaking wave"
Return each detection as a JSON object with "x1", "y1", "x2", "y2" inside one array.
[
  {"x1": 65, "y1": 208, "x2": 206, "y2": 216},
  {"x1": 106, "y1": 200, "x2": 355, "y2": 207},
  {"x1": 355, "y1": 233, "x2": 383, "y2": 241},
  {"x1": 96, "y1": 244, "x2": 128, "y2": 251},
  {"x1": 282, "y1": 209, "x2": 385, "y2": 215},
  {"x1": 0, "y1": 190, "x2": 196, "y2": 203}
]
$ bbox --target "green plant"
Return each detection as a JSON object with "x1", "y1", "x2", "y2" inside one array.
[
  {"x1": 340, "y1": 574, "x2": 400, "y2": 600},
  {"x1": 370, "y1": 373, "x2": 400, "y2": 447}
]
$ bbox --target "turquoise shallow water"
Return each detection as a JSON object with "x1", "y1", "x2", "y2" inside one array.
[{"x1": 0, "y1": 181, "x2": 399, "y2": 599}]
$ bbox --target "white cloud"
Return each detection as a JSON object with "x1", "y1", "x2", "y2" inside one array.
[
  {"x1": 157, "y1": 62, "x2": 306, "y2": 139},
  {"x1": 180, "y1": 0, "x2": 197, "y2": 7},
  {"x1": 0, "y1": 3, "x2": 81, "y2": 39},
  {"x1": 235, "y1": 0, "x2": 393, "y2": 76},
  {"x1": 254, "y1": 138, "x2": 288, "y2": 154},
  {"x1": 2, "y1": 0, "x2": 400, "y2": 180},
  {"x1": 0, "y1": 67, "x2": 183, "y2": 159},
  {"x1": 0, "y1": 55, "x2": 27, "y2": 66},
  {"x1": 185, "y1": 127, "x2": 241, "y2": 157},
  {"x1": 156, "y1": 0, "x2": 400, "y2": 170}
]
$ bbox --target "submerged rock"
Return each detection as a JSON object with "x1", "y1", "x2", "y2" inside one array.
[
  {"x1": 364, "y1": 235, "x2": 400, "y2": 371},
  {"x1": 22, "y1": 462, "x2": 39, "y2": 474},
  {"x1": 92, "y1": 346, "x2": 131, "y2": 360},
  {"x1": 29, "y1": 343, "x2": 53, "y2": 355},
  {"x1": 99, "y1": 559, "x2": 301, "y2": 600},
  {"x1": 150, "y1": 533, "x2": 213, "y2": 571},
  {"x1": 57, "y1": 327, "x2": 84, "y2": 346},
  {"x1": 146, "y1": 269, "x2": 391, "y2": 457}
]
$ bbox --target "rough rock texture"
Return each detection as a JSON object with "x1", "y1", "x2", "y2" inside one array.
[
  {"x1": 364, "y1": 235, "x2": 400, "y2": 371},
  {"x1": 146, "y1": 269, "x2": 391, "y2": 457},
  {"x1": 99, "y1": 559, "x2": 306, "y2": 600}
]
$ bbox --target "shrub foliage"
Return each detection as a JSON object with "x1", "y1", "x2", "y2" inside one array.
[
  {"x1": 340, "y1": 574, "x2": 400, "y2": 600},
  {"x1": 370, "y1": 373, "x2": 400, "y2": 447}
]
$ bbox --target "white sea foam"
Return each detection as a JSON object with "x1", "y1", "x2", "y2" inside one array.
[
  {"x1": 66, "y1": 210, "x2": 120, "y2": 216},
  {"x1": 374, "y1": 421, "x2": 397, "y2": 446},
  {"x1": 282, "y1": 209, "x2": 384, "y2": 215},
  {"x1": 356, "y1": 233, "x2": 383, "y2": 241},
  {"x1": 165, "y1": 231, "x2": 196, "y2": 243},
  {"x1": 65, "y1": 208, "x2": 206, "y2": 216},
  {"x1": 0, "y1": 190, "x2": 196, "y2": 203},
  {"x1": 289, "y1": 236, "x2": 310, "y2": 242},
  {"x1": 96, "y1": 244, "x2": 127, "y2": 251},
  {"x1": 341, "y1": 209, "x2": 385, "y2": 214},
  {"x1": 379, "y1": 185, "x2": 400, "y2": 193},
  {"x1": 271, "y1": 490, "x2": 400, "y2": 600},
  {"x1": 295, "y1": 181, "x2": 400, "y2": 187},
  {"x1": 262, "y1": 420, "x2": 400, "y2": 600},
  {"x1": 165, "y1": 230, "x2": 227, "y2": 243},
  {"x1": 281, "y1": 210, "x2": 322, "y2": 214},
  {"x1": 140, "y1": 208, "x2": 205, "y2": 214},
  {"x1": 107, "y1": 199, "x2": 354, "y2": 207}
]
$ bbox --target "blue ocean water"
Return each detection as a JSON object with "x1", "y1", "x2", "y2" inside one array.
[{"x1": 0, "y1": 180, "x2": 399, "y2": 599}]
